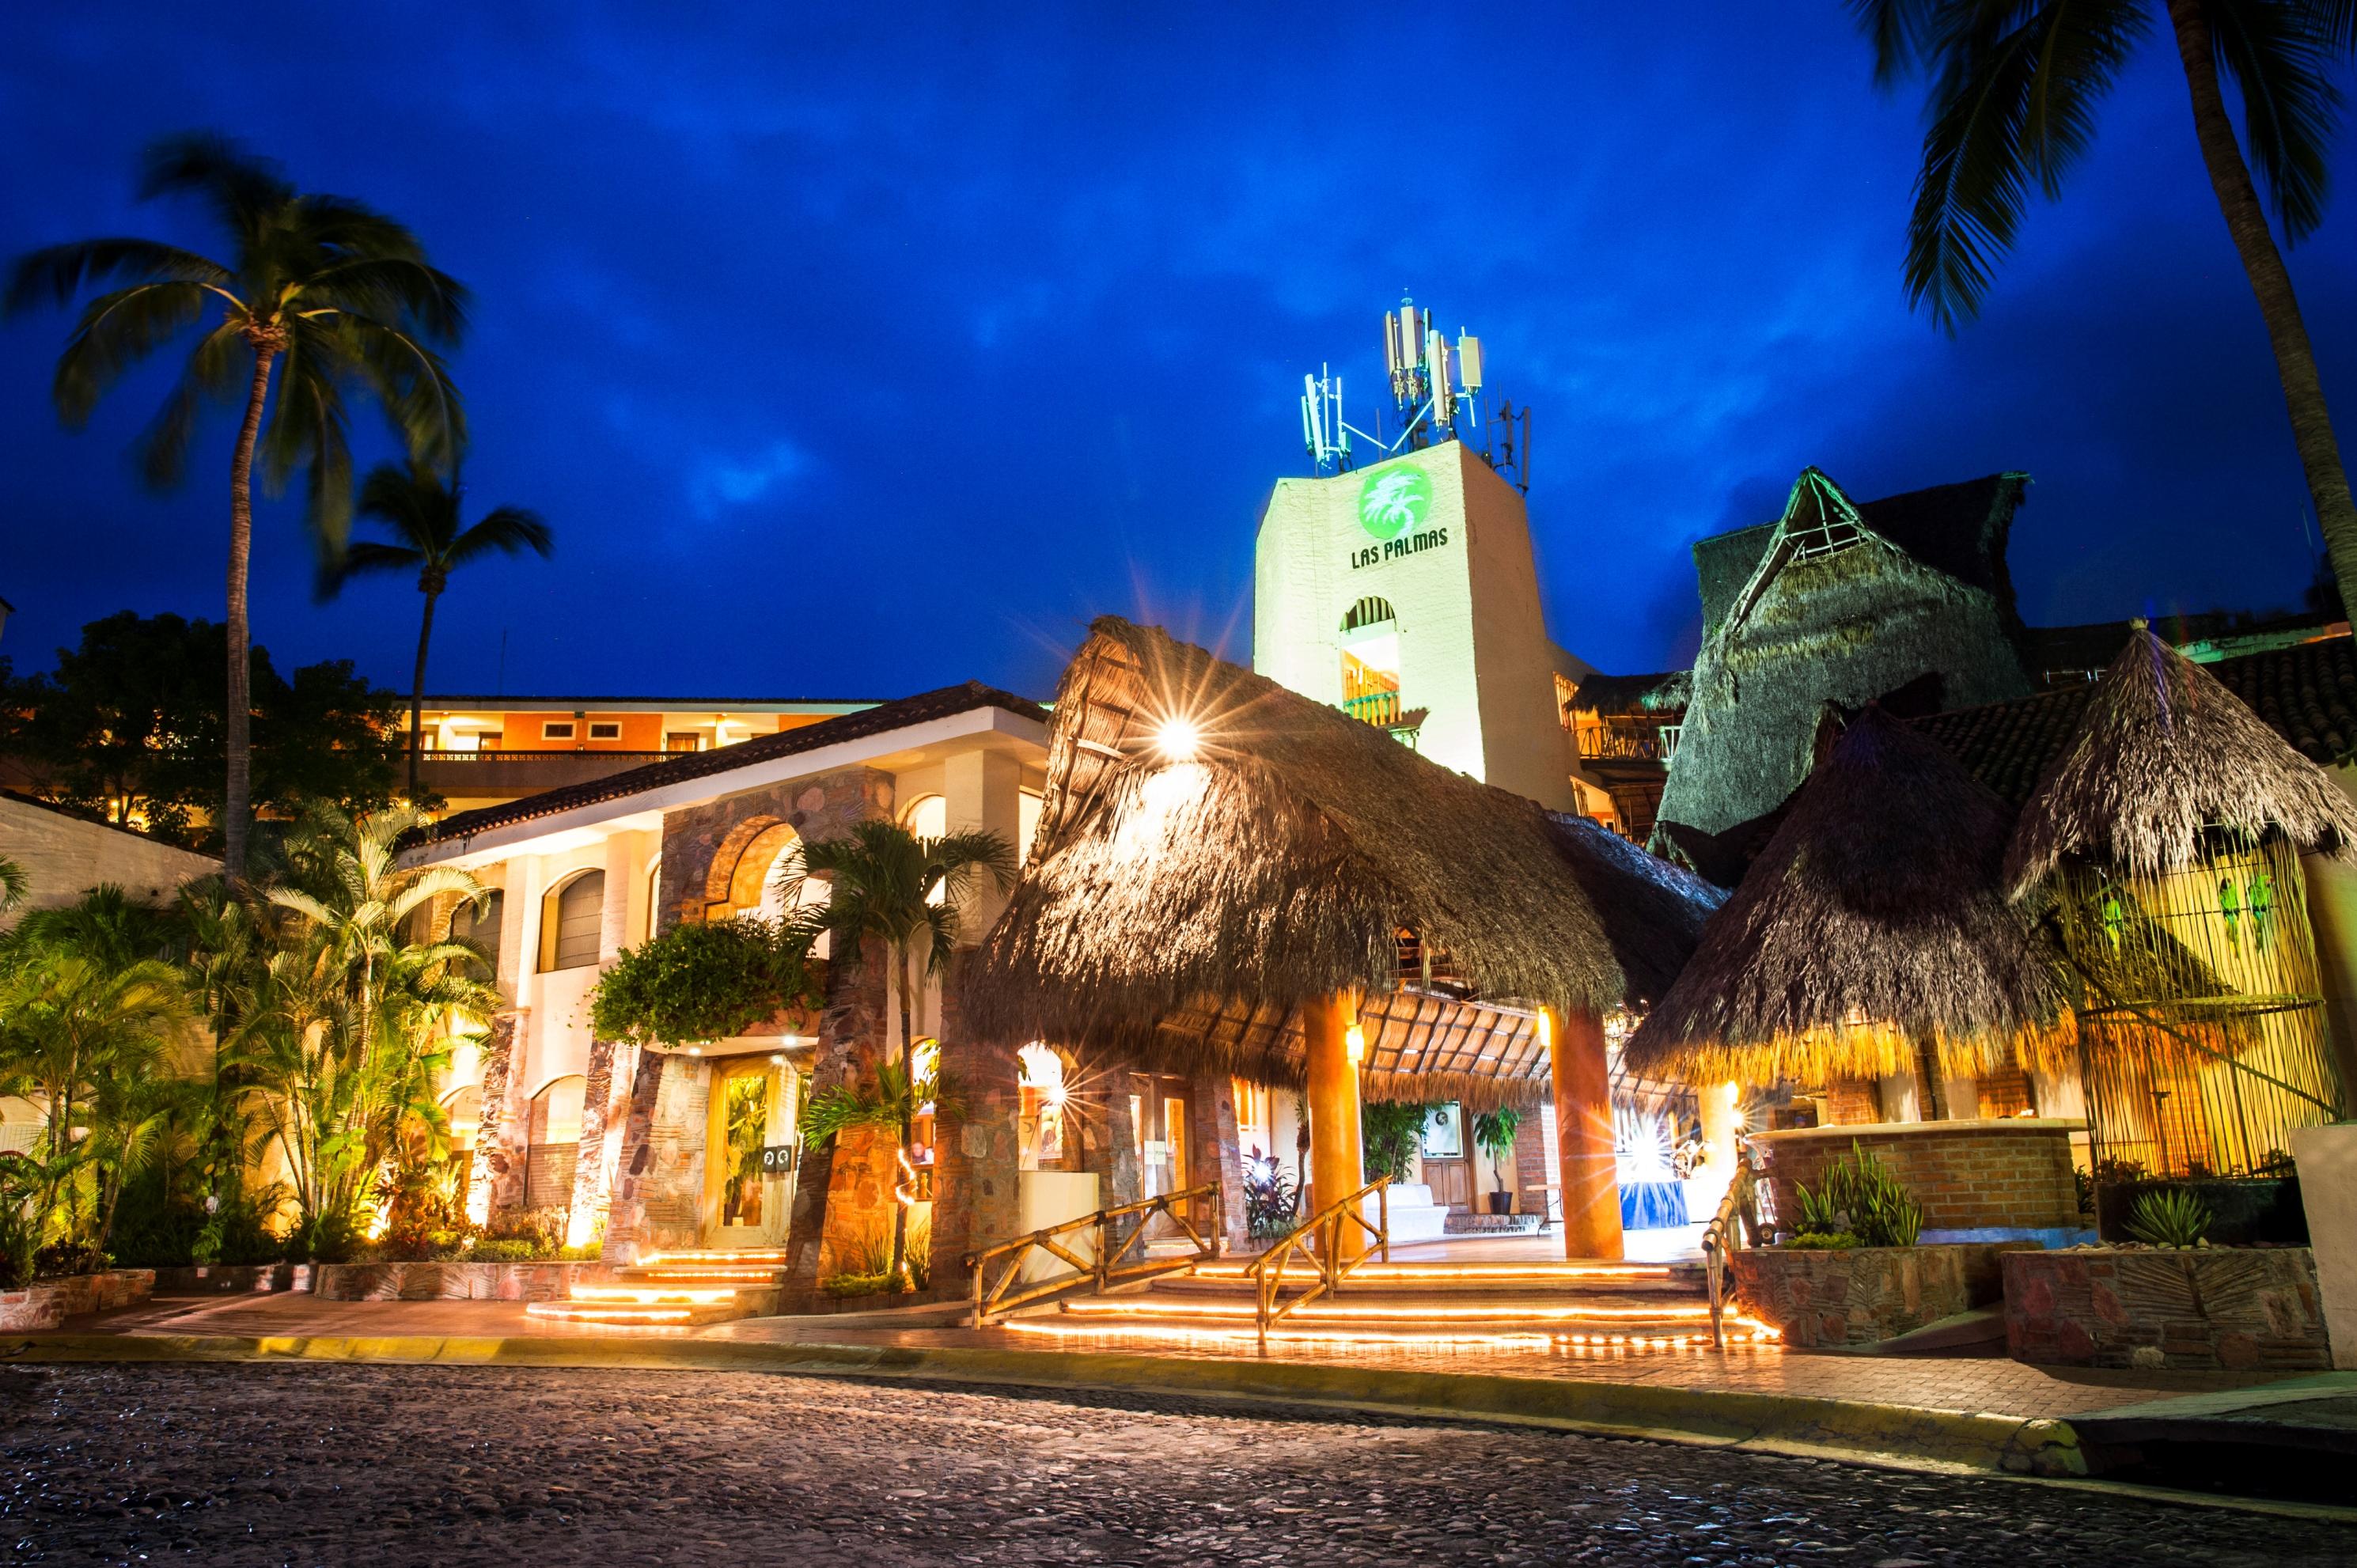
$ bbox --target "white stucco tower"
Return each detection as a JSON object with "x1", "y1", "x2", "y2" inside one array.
[{"x1": 1252, "y1": 440, "x2": 1591, "y2": 811}]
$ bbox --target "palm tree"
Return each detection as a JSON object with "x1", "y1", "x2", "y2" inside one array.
[
  {"x1": 1852, "y1": 2, "x2": 2357, "y2": 597},
  {"x1": 237, "y1": 802, "x2": 494, "y2": 1253},
  {"x1": 5, "y1": 132, "x2": 467, "y2": 881},
  {"x1": 777, "y1": 819, "x2": 1016, "y2": 1290},
  {"x1": 322, "y1": 463, "x2": 552, "y2": 798}
]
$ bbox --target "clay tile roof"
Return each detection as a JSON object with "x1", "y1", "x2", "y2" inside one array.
[
  {"x1": 416, "y1": 680, "x2": 1048, "y2": 843},
  {"x1": 1912, "y1": 631, "x2": 2357, "y2": 807},
  {"x1": 2206, "y1": 631, "x2": 2357, "y2": 764}
]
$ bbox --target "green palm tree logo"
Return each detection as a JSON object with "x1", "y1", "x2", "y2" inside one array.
[{"x1": 1357, "y1": 468, "x2": 1430, "y2": 541}]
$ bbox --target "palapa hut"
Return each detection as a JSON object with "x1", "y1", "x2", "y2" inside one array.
[
  {"x1": 964, "y1": 616, "x2": 1722, "y2": 1258},
  {"x1": 1623, "y1": 706, "x2": 2072, "y2": 1108},
  {"x1": 2005, "y1": 626, "x2": 2357, "y2": 1180},
  {"x1": 1654, "y1": 469, "x2": 2033, "y2": 884}
]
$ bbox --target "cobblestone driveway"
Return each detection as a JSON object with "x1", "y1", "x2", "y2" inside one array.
[{"x1": 3, "y1": 1364, "x2": 2348, "y2": 1566}]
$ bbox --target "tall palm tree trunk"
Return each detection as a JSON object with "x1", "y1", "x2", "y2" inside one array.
[
  {"x1": 222, "y1": 343, "x2": 279, "y2": 882},
  {"x1": 2166, "y1": 0, "x2": 2357, "y2": 600},
  {"x1": 407, "y1": 586, "x2": 440, "y2": 799}
]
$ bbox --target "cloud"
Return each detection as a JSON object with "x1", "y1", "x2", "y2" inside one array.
[{"x1": 688, "y1": 440, "x2": 817, "y2": 520}]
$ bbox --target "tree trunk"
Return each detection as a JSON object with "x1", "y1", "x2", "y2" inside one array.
[
  {"x1": 2166, "y1": 0, "x2": 2357, "y2": 602},
  {"x1": 407, "y1": 585, "x2": 438, "y2": 799},
  {"x1": 222, "y1": 344, "x2": 279, "y2": 882}
]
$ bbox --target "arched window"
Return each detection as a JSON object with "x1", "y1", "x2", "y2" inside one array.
[
  {"x1": 452, "y1": 891, "x2": 504, "y2": 979},
  {"x1": 748, "y1": 826, "x2": 832, "y2": 959},
  {"x1": 523, "y1": 1075, "x2": 585, "y2": 1209},
  {"x1": 540, "y1": 871, "x2": 604, "y2": 971},
  {"x1": 902, "y1": 793, "x2": 947, "y2": 839},
  {"x1": 1341, "y1": 596, "x2": 1396, "y2": 634}
]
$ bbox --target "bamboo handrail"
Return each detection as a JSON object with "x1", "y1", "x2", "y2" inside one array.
[
  {"x1": 1699, "y1": 1160, "x2": 1757, "y2": 1350},
  {"x1": 1243, "y1": 1173, "x2": 1392, "y2": 1353},
  {"x1": 966, "y1": 1181, "x2": 1222, "y2": 1327}
]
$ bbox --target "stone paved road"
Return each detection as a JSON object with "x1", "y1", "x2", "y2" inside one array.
[{"x1": 3, "y1": 1364, "x2": 2351, "y2": 1566}]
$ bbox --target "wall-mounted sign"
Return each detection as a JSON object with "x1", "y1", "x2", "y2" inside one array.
[
  {"x1": 758, "y1": 1143, "x2": 798, "y2": 1175},
  {"x1": 1357, "y1": 468, "x2": 1431, "y2": 540}
]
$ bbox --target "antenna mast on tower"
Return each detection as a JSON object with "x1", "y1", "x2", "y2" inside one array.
[{"x1": 1298, "y1": 294, "x2": 1528, "y2": 492}]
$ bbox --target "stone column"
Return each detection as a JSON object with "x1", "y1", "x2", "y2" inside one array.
[
  {"x1": 1548, "y1": 1006, "x2": 1624, "y2": 1260},
  {"x1": 567, "y1": 1037, "x2": 641, "y2": 1249},
  {"x1": 464, "y1": 1011, "x2": 529, "y2": 1225},
  {"x1": 930, "y1": 952, "x2": 1022, "y2": 1295},
  {"x1": 1187, "y1": 1073, "x2": 1249, "y2": 1252},
  {"x1": 1510, "y1": 1112, "x2": 1552, "y2": 1218},
  {"x1": 597, "y1": 1047, "x2": 669, "y2": 1263},
  {"x1": 1087, "y1": 1072, "x2": 1143, "y2": 1210},
  {"x1": 1303, "y1": 990, "x2": 1366, "y2": 1264},
  {"x1": 2300, "y1": 852, "x2": 2357, "y2": 1115},
  {"x1": 785, "y1": 932, "x2": 890, "y2": 1290}
]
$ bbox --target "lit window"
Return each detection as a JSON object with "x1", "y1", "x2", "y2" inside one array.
[{"x1": 539, "y1": 870, "x2": 604, "y2": 971}]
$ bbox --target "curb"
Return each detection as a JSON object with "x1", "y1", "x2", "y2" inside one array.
[{"x1": 2, "y1": 1331, "x2": 2079, "y2": 1479}]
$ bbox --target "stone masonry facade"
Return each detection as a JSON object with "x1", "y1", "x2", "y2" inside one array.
[{"x1": 2003, "y1": 1246, "x2": 2332, "y2": 1370}]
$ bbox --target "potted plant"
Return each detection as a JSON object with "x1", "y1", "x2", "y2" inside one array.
[{"x1": 1471, "y1": 1109, "x2": 1521, "y2": 1214}]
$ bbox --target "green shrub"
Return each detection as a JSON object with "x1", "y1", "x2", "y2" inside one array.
[
  {"x1": 590, "y1": 917, "x2": 822, "y2": 1047},
  {"x1": 1791, "y1": 1141, "x2": 1923, "y2": 1248},
  {"x1": 2126, "y1": 1188, "x2": 2215, "y2": 1248},
  {"x1": 1783, "y1": 1231, "x2": 1860, "y2": 1249},
  {"x1": 821, "y1": 1270, "x2": 892, "y2": 1298}
]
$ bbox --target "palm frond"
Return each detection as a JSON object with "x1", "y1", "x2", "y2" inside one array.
[
  {"x1": 138, "y1": 132, "x2": 295, "y2": 249},
  {"x1": 3, "y1": 237, "x2": 233, "y2": 316},
  {"x1": 49, "y1": 281, "x2": 213, "y2": 426},
  {"x1": 1848, "y1": 0, "x2": 1940, "y2": 85},
  {"x1": 131, "y1": 320, "x2": 248, "y2": 489},
  {"x1": 448, "y1": 506, "x2": 554, "y2": 564},
  {"x1": 2209, "y1": 0, "x2": 2344, "y2": 242}
]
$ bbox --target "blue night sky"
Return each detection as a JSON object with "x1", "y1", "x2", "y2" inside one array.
[{"x1": 5, "y1": 5, "x2": 2354, "y2": 703}]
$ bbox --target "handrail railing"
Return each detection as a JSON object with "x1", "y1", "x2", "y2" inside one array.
[
  {"x1": 1700, "y1": 1161, "x2": 1758, "y2": 1350},
  {"x1": 1244, "y1": 1174, "x2": 1392, "y2": 1352},
  {"x1": 966, "y1": 1181, "x2": 1222, "y2": 1327}
]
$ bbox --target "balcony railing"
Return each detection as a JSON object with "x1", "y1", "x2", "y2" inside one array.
[
  {"x1": 1575, "y1": 718, "x2": 1683, "y2": 763},
  {"x1": 411, "y1": 748, "x2": 675, "y2": 763},
  {"x1": 1341, "y1": 691, "x2": 1403, "y2": 727}
]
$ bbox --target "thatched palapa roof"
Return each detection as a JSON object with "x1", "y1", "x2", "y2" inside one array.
[
  {"x1": 2006, "y1": 627, "x2": 2357, "y2": 896},
  {"x1": 1623, "y1": 706, "x2": 2072, "y2": 1088},
  {"x1": 963, "y1": 617, "x2": 1723, "y2": 1108}
]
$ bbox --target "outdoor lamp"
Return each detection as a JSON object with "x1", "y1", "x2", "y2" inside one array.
[
  {"x1": 1344, "y1": 1023, "x2": 1366, "y2": 1063},
  {"x1": 1156, "y1": 715, "x2": 1200, "y2": 760}
]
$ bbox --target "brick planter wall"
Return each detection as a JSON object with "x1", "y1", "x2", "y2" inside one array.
[
  {"x1": 1753, "y1": 1119, "x2": 2082, "y2": 1233},
  {"x1": 311, "y1": 1260, "x2": 611, "y2": 1302},
  {"x1": 1730, "y1": 1244, "x2": 2018, "y2": 1347},
  {"x1": 0, "y1": 1269, "x2": 154, "y2": 1330},
  {"x1": 2003, "y1": 1247, "x2": 2332, "y2": 1370}
]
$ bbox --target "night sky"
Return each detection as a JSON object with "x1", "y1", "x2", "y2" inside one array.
[{"x1": 5, "y1": 6, "x2": 2354, "y2": 703}]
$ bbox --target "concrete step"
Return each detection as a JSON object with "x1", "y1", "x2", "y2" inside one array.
[
  {"x1": 1060, "y1": 1290, "x2": 1733, "y2": 1336},
  {"x1": 525, "y1": 1299, "x2": 750, "y2": 1327},
  {"x1": 613, "y1": 1265, "x2": 790, "y2": 1286},
  {"x1": 1174, "y1": 1259, "x2": 1707, "y2": 1297}
]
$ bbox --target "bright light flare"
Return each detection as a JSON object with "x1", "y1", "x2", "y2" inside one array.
[{"x1": 1155, "y1": 716, "x2": 1201, "y2": 760}]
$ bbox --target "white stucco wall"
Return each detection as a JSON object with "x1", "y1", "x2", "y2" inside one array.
[{"x1": 0, "y1": 793, "x2": 219, "y2": 920}]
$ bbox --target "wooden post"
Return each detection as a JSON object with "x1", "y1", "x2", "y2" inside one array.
[
  {"x1": 1547, "y1": 1005, "x2": 1624, "y2": 1260},
  {"x1": 1303, "y1": 990, "x2": 1366, "y2": 1267}
]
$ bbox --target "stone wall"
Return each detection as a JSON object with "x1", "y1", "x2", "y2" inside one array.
[
  {"x1": 816, "y1": 1126, "x2": 905, "y2": 1280},
  {"x1": 1730, "y1": 1244, "x2": 2016, "y2": 1347},
  {"x1": 785, "y1": 933, "x2": 893, "y2": 1288},
  {"x1": 657, "y1": 767, "x2": 893, "y2": 934},
  {"x1": 311, "y1": 1261, "x2": 612, "y2": 1302},
  {"x1": 567, "y1": 1036, "x2": 641, "y2": 1247},
  {"x1": 1755, "y1": 1119, "x2": 2081, "y2": 1233},
  {"x1": 0, "y1": 793, "x2": 217, "y2": 915},
  {"x1": 2003, "y1": 1247, "x2": 2332, "y2": 1370},
  {"x1": 0, "y1": 1269, "x2": 154, "y2": 1330}
]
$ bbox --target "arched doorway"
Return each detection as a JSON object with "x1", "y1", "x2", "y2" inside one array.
[{"x1": 524, "y1": 1074, "x2": 586, "y2": 1211}]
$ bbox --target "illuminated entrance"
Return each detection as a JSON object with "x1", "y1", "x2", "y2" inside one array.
[{"x1": 705, "y1": 1054, "x2": 798, "y2": 1248}]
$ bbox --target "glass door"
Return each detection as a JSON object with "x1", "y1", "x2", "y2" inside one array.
[{"x1": 705, "y1": 1058, "x2": 794, "y2": 1248}]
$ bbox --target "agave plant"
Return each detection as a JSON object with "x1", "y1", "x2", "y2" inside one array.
[{"x1": 2126, "y1": 1187, "x2": 2215, "y2": 1249}]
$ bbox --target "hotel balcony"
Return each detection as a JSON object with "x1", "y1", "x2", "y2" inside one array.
[
  {"x1": 1340, "y1": 691, "x2": 1428, "y2": 748},
  {"x1": 1574, "y1": 717, "x2": 1682, "y2": 763},
  {"x1": 412, "y1": 748, "x2": 674, "y2": 808}
]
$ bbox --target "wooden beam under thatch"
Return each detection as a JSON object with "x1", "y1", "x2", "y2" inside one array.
[
  {"x1": 1624, "y1": 706, "x2": 2073, "y2": 1089},
  {"x1": 2006, "y1": 627, "x2": 2357, "y2": 896},
  {"x1": 963, "y1": 617, "x2": 1722, "y2": 1098}
]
